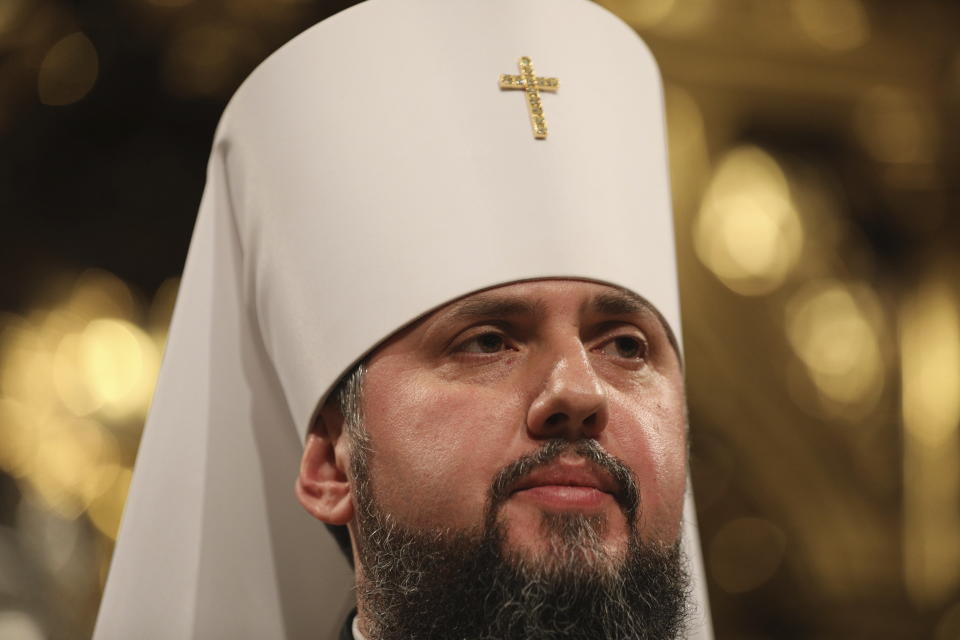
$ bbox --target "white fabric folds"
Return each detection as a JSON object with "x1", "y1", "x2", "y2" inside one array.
[{"x1": 95, "y1": 0, "x2": 714, "y2": 637}]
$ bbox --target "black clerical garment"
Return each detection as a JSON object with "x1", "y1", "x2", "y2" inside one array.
[{"x1": 339, "y1": 611, "x2": 356, "y2": 640}]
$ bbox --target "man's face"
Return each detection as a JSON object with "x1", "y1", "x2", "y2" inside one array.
[{"x1": 353, "y1": 279, "x2": 687, "y2": 560}]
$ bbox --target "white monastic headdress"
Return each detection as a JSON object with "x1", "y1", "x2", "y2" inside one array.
[{"x1": 95, "y1": 0, "x2": 714, "y2": 637}]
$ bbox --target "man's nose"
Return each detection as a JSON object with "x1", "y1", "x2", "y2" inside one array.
[{"x1": 526, "y1": 341, "x2": 609, "y2": 440}]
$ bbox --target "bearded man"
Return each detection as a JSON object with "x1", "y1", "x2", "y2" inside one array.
[{"x1": 95, "y1": 0, "x2": 714, "y2": 638}]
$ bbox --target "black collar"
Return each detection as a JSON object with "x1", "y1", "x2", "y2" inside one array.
[{"x1": 339, "y1": 609, "x2": 357, "y2": 640}]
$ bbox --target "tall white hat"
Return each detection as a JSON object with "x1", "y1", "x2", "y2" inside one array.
[{"x1": 95, "y1": 0, "x2": 714, "y2": 637}]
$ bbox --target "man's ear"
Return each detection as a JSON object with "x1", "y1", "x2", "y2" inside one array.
[{"x1": 296, "y1": 403, "x2": 354, "y2": 526}]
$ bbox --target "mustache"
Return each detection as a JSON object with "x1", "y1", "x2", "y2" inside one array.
[{"x1": 487, "y1": 439, "x2": 640, "y2": 523}]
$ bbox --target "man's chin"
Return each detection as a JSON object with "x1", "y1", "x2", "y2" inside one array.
[{"x1": 498, "y1": 503, "x2": 632, "y2": 571}]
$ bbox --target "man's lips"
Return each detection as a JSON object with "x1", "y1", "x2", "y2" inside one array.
[{"x1": 509, "y1": 460, "x2": 620, "y2": 509}]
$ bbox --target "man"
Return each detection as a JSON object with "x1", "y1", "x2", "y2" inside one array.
[{"x1": 95, "y1": 0, "x2": 713, "y2": 638}]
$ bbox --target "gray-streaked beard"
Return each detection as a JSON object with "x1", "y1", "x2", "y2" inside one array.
[{"x1": 351, "y1": 439, "x2": 692, "y2": 640}]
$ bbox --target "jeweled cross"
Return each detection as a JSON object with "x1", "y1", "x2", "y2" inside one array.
[{"x1": 499, "y1": 56, "x2": 559, "y2": 139}]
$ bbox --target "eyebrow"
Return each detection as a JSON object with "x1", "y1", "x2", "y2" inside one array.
[
  {"x1": 446, "y1": 296, "x2": 543, "y2": 322},
  {"x1": 587, "y1": 289, "x2": 683, "y2": 364}
]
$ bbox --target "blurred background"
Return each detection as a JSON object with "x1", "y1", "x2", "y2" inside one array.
[{"x1": 0, "y1": 0, "x2": 957, "y2": 638}]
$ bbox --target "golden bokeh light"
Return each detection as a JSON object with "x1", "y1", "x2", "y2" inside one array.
[
  {"x1": 709, "y1": 517, "x2": 787, "y2": 594},
  {"x1": 0, "y1": 610, "x2": 45, "y2": 640},
  {"x1": 0, "y1": 319, "x2": 58, "y2": 412},
  {"x1": 78, "y1": 319, "x2": 160, "y2": 421},
  {"x1": 67, "y1": 269, "x2": 138, "y2": 323},
  {"x1": 598, "y1": 0, "x2": 714, "y2": 35},
  {"x1": 785, "y1": 279, "x2": 884, "y2": 414},
  {"x1": 599, "y1": 0, "x2": 677, "y2": 30},
  {"x1": 657, "y1": 0, "x2": 714, "y2": 36},
  {"x1": 163, "y1": 23, "x2": 258, "y2": 97},
  {"x1": 148, "y1": 276, "x2": 180, "y2": 344},
  {"x1": 53, "y1": 332, "x2": 101, "y2": 416},
  {"x1": 0, "y1": 0, "x2": 27, "y2": 37},
  {"x1": 0, "y1": 398, "x2": 39, "y2": 478},
  {"x1": 0, "y1": 271, "x2": 166, "y2": 547},
  {"x1": 694, "y1": 146, "x2": 804, "y2": 296},
  {"x1": 901, "y1": 274, "x2": 960, "y2": 608},
  {"x1": 37, "y1": 31, "x2": 99, "y2": 106},
  {"x1": 87, "y1": 466, "x2": 132, "y2": 540},
  {"x1": 790, "y1": 0, "x2": 870, "y2": 52},
  {"x1": 665, "y1": 84, "x2": 710, "y2": 212},
  {"x1": 900, "y1": 279, "x2": 960, "y2": 449},
  {"x1": 19, "y1": 415, "x2": 122, "y2": 521},
  {"x1": 854, "y1": 86, "x2": 936, "y2": 166}
]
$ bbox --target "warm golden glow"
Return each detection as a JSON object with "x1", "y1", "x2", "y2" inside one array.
[
  {"x1": 785, "y1": 279, "x2": 884, "y2": 414},
  {"x1": 0, "y1": 398, "x2": 39, "y2": 478},
  {"x1": 854, "y1": 86, "x2": 935, "y2": 165},
  {"x1": 709, "y1": 517, "x2": 787, "y2": 593},
  {"x1": 53, "y1": 332, "x2": 101, "y2": 416},
  {"x1": 901, "y1": 281, "x2": 960, "y2": 448},
  {"x1": 790, "y1": 0, "x2": 870, "y2": 51},
  {"x1": 599, "y1": 0, "x2": 677, "y2": 29},
  {"x1": 901, "y1": 275, "x2": 960, "y2": 608},
  {"x1": 598, "y1": 0, "x2": 714, "y2": 34},
  {"x1": 79, "y1": 319, "x2": 160, "y2": 421},
  {"x1": 665, "y1": 85, "x2": 710, "y2": 212},
  {"x1": 0, "y1": 271, "x2": 164, "y2": 543},
  {"x1": 67, "y1": 269, "x2": 137, "y2": 323},
  {"x1": 163, "y1": 23, "x2": 250, "y2": 97},
  {"x1": 38, "y1": 32, "x2": 99, "y2": 106},
  {"x1": 88, "y1": 466, "x2": 133, "y2": 540},
  {"x1": 18, "y1": 415, "x2": 122, "y2": 520},
  {"x1": 0, "y1": 0, "x2": 26, "y2": 36},
  {"x1": 0, "y1": 610, "x2": 45, "y2": 640},
  {"x1": 694, "y1": 146, "x2": 804, "y2": 296},
  {"x1": 0, "y1": 319, "x2": 57, "y2": 412}
]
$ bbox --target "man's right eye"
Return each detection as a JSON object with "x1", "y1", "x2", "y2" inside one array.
[{"x1": 458, "y1": 332, "x2": 507, "y2": 354}]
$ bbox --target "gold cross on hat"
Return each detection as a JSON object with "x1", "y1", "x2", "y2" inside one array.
[{"x1": 499, "y1": 57, "x2": 559, "y2": 139}]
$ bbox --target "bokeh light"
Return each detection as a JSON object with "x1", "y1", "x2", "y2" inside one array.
[
  {"x1": 854, "y1": 86, "x2": 936, "y2": 166},
  {"x1": 163, "y1": 23, "x2": 260, "y2": 97},
  {"x1": 901, "y1": 273, "x2": 960, "y2": 609},
  {"x1": 790, "y1": 0, "x2": 870, "y2": 52},
  {"x1": 785, "y1": 279, "x2": 884, "y2": 416},
  {"x1": 709, "y1": 517, "x2": 787, "y2": 594},
  {"x1": 665, "y1": 84, "x2": 710, "y2": 213},
  {"x1": 37, "y1": 32, "x2": 99, "y2": 106},
  {"x1": 0, "y1": 0, "x2": 27, "y2": 38},
  {"x1": 900, "y1": 278, "x2": 960, "y2": 449},
  {"x1": 0, "y1": 270, "x2": 167, "y2": 565},
  {"x1": 2, "y1": 1, "x2": 957, "y2": 637},
  {"x1": 600, "y1": 0, "x2": 677, "y2": 30},
  {"x1": 598, "y1": 0, "x2": 714, "y2": 35},
  {"x1": 77, "y1": 319, "x2": 159, "y2": 421},
  {"x1": 0, "y1": 610, "x2": 45, "y2": 640},
  {"x1": 694, "y1": 146, "x2": 804, "y2": 296}
]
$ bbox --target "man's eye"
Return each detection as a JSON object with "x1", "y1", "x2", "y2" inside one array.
[
  {"x1": 459, "y1": 333, "x2": 507, "y2": 354},
  {"x1": 601, "y1": 336, "x2": 647, "y2": 360}
]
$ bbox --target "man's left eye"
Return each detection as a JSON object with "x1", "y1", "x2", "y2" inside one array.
[
  {"x1": 600, "y1": 336, "x2": 647, "y2": 360},
  {"x1": 459, "y1": 333, "x2": 507, "y2": 354}
]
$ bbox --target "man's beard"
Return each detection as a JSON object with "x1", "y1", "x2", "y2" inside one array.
[{"x1": 351, "y1": 439, "x2": 692, "y2": 640}]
